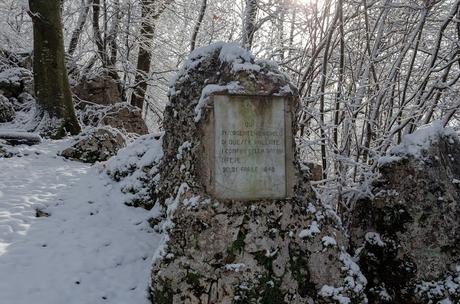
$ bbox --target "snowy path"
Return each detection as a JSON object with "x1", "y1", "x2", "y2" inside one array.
[{"x1": 0, "y1": 140, "x2": 161, "y2": 304}]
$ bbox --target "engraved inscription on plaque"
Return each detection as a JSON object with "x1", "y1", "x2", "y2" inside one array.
[{"x1": 213, "y1": 95, "x2": 287, "y2": 200}]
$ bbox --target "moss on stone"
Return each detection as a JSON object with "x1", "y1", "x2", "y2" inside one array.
[
  {"x1": 288, "y1": 246, "x2": 316, "y2": 299},
  {"x1": 259, "y1": 276, "x2": 284, "y2": 304},
  {"x1": 254, "y1": 250, "x2": 276, "y2": 272},
  {"x1": 185, "y1": 271, "x2": 205, "y2": 295},
  {"x1": 225, "y1": 224, "x2": 248, "y2": 263},
  {"x1": 233, "y1": 275, "x2": 285, "y2": 304},
  {"x1": 151, "y1": 284, "x2": 174, "y2": 304}
]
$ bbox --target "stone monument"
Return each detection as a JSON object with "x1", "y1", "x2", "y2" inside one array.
[
  {"x1": 150, "y1": 43, "x2": 367, "y2": 303},
  {"x1": 203, "y1": 94, "x2": 294, "y2": 200}
]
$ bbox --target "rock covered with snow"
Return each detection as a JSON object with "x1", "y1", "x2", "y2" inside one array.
[
  {"x1": 349, "y1": 122, "x2": 460, "y2": 303},
  {"x1": 61, "y1": 127, "x2": 126, "y2": 163},
  {"x1": 0, "y1": 67, "x2": 33, "y2": 98},
  {"x1": 79, "y1": 102, "x2": 148, "y2": 135},
  {"x1": 0, "y1": 94, "x2": 15, "y2": 122},
  {"x1": 150, "y1": 43, "x2": 367, "y2": 303},
  {"x1": 105, "y1": 133, "x2": 163, "y2": 208},
  {"x1": 0, "y1": 49, "x2": 33, "y2": 72}
]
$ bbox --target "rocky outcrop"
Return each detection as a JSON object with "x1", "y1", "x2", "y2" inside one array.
[
  {"x1": 79, "y1": 102, "x2": 148, "y2": 135},
  {"x1": 0, "y1": 95, "x2": 15, "y2": 122},
  {"x1": 349, "y1": 123, "x2": 460, "y2": 303},
  {"x1": 0, "y1": 67, "x2": 33, "y2": 98},
  {"x1": 61, "y1": 127, "x2": 126, "y2": 163},
  {"x1": 150, "y1": 43, "x2": 367, "y2": 304},
  {"x1": 73, "y1": 75, "x2": 122, "y2": 105}
]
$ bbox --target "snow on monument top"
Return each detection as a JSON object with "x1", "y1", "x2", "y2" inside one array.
[{"x1": 168, "y1": 42, "x2": 296, "y2": 114}]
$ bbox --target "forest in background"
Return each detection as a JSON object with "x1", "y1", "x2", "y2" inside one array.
[{"x1": 1, "y1": 0, "x2": 459, "y2": 219}]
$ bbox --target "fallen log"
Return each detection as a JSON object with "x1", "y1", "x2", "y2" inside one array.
[{"x1": 0, "y1": 130, "x2": 42, "y2": 146}]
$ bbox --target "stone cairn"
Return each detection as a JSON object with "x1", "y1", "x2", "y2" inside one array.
[{"x1": 150, "y1": 43, "x2": 367, "y2": 304}]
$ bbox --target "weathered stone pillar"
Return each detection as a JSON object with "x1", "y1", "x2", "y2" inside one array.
[{"x1": 151, "y1": 43, "x2": 366, "y2": 304}]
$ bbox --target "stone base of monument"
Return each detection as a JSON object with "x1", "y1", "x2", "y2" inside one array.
[{"x1": 150, "y1": 43, "x2": 367, "y2": 303}]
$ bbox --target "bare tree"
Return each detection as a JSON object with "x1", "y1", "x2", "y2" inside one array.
[
  {"x1": 242, "y1": 0, "x2": 257, "y2": 50},
  {"x1": 190, "y1": 0, "x2": 207, "y2": 52},
  {"x1": 28, "y1": 0, "x2": 80, "y2": 138},
  {"x1": 131, "y1": 0, "x2": 173, "y2": 110},
  {"x1": 67, "y1": 0, "x2": 92, "y2": 56}
]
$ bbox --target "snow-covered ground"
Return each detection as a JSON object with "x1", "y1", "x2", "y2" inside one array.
[{"x1": 0, "y1": 139, "x2": 161, "y2": 304}]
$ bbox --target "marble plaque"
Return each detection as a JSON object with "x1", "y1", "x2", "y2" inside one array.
[{"x1": 213, "y1": 95, "x2": 288, "y2": 200}]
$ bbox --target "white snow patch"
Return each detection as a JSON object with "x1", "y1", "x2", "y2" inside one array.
[
  {"x1": 224, "y1": 263, "x2": 246, "y2": 272},
  {"x1": 322, "y1": 236, "x2": 337, "y2": 247},
  {"x1": 306, "y1": 203, "x2": 316, "y2": 214},
  {"x1": 0, "y1": 129, "x2": 41, "y2": 143},
  {"x1": 169, "y1": 42, "x2": 254, "y2": 98},
  {"x1": 339, "y1": 252, "x2": 367, "y2": 294},
  {"x1": 378, "y1": 155, "x2": 402, "y2": 166},
  {"x1": 365, "y1": 232, "x2": 385, "y2": 247},
  {"x1": 299, "y1": 221, "x2": 320, "y2": 239},
  {"x1": 416, "y1": 266, "x2": 460, "y2": 301},
  {"x1": 319, "y1": 285, "x2": 350, "y2": 304},
  {"x1": 218, "y1": 42, "x2": 254, "y2": 64},
  {"x1": 0, "y1": 139, "x2": 162, "y2": 304},
  {"x1": 0, "y1": 93, "x2": 36, "y2": 130},
  {"x1": 232, "y1": 62, "x2": 261, "y2": 73},
  {"x1": 177, "y1": 141, "x2": 192, "y2": 159},
  {"x1": 0, "y1": 67, "x2": 32, "y2": 85},
  {"x1": 183, "y1": 196, "x2": 201, "y2": 208},
  {"x1": 385, "y1": 121, "x2": 458, "y2": 160}
]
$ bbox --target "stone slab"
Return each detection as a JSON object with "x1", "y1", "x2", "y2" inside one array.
[{"x1": 212, "y1": 95, "x2": 290, "y2": 200}]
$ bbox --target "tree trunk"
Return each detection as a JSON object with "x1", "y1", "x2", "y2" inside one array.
[
  {"x1": 92, "y1": 0, "x2": 108, "y2": 67},
  {"x1": 68, "y1": 0, "x2": 92, "y2": 56},
  {"x1": 29, "y1": 0, "x2": 81, "y2": 138},
  {"x1": 190, "y1": 0, "x2": 207, "y2": 52},
  {"x1": 242, "y1": 0, "x2": 257, "y2": 50},
  {"x1": 107, "y1": 0, "x2": 120, "y2": 67},
  {"x1": 131, "y1": 0, "x2": 156, "y2": 109},
  {"x1": 131, "y1": 0, "x2": 172, "y2": 110}
]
